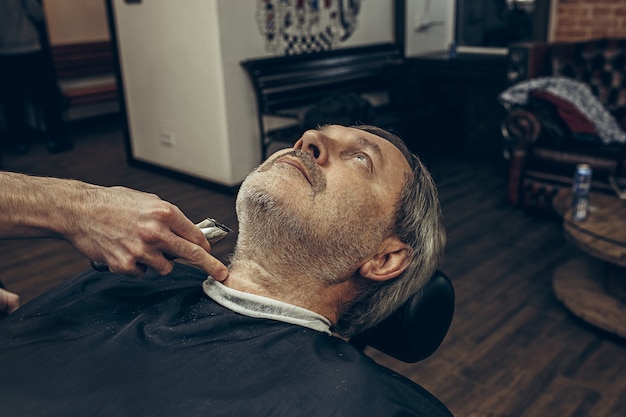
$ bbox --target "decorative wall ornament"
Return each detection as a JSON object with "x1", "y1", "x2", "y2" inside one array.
[{"x1": 255, "y1": 0, "x2": 362, "y2": 55}]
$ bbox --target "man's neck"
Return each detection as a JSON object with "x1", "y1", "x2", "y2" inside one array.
[{"x1": 223, "y1": 259, "x2": 358, "y2": 325}]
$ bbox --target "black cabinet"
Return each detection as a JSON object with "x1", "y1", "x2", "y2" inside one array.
[{"x1": 406, "y1": 53, "x2": 508, "y2": 162}]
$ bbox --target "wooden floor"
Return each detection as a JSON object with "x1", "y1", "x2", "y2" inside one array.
[{"x1": 1, "y1": 116, "x2": 625, "y2": 417}]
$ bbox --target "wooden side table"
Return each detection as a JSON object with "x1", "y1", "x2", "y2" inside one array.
[{"x1": 553, "y1": 192, "x2": 626, "y2": 339}]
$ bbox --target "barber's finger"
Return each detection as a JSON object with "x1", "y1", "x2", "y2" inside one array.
[
  {"x1": 165, "y1": 212, "x2": 218, "y2": 249},
  {"x1": 193, "y1": 254, "x2": 229, "y2": 281},
  {"x1": 167, "y1": 237, "x2": 229, "y2": 280},
  {"x1": 141, "y1": 254, "x2": 176, "y2": 276},
  {"x1": 162, "y1": 218, "x2": 227, "y2": 272},
  {"x1": 104, "y1": 257, "x2": 148, "y2": 278},
  {"x1": 92, "y1": 257, "x2": 164, "y2": 277},
  {"x1": 0, "y1": 288, "x2": 21, "y2": 316}
]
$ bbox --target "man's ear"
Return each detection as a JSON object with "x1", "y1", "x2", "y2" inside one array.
[{"x1": 358, "y1": 237, "x2": 410, "y2": 282}]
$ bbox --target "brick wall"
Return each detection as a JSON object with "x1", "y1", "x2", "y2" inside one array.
[{"x1": 553, "y1": 0, "x2": 626, "y2": 41}]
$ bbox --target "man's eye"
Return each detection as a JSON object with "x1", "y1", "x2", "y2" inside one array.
[{"x1": 354, "y1": 154, "x2": 371, "y2": 168}]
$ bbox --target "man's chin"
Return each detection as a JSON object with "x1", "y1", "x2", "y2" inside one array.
[
  {"x1": 237, "y1": 174, "x2": 298, "y2": 219},
  {"x1": 242, "y1": 168, "x2": 313, "y2": 204}
]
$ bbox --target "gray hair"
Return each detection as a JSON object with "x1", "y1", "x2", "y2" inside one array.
[{"x1": 334, "y1": 126, "x2": 446, "y2": 337}]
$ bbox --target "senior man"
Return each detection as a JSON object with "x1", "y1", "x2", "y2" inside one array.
[{"x1": 0, "y1": 125, "x2": 451, "y2": 417}]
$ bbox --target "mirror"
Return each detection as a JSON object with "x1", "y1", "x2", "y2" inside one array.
[{"x1": 455, "y1": 0, "x2": 549, "y2": 50}]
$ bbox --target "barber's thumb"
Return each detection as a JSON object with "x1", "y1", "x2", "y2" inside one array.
[{"x1": 0, "y1": 288, "x2": 21, "y2": 317}]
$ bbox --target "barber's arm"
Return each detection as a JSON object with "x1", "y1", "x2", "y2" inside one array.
[{"x1": 0, "y1": 172, "x2": 229, "y2": 279}]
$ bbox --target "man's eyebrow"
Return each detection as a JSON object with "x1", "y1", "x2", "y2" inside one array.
[{"x1": 355, "y1": 135, "x2": 383, "y2": 164}]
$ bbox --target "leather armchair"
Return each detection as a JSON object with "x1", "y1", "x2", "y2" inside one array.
[{"x1": 501, "y1": 38, "x2": 626, "y2": 214}]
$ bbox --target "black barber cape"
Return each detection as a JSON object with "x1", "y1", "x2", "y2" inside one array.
[{"x1": 0, "y1": 264, "x2": 452, "y2": 417}]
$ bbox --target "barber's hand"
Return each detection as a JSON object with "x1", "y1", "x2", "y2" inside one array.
[
  {"x1": 66, "y1": 186, "x2": 229, "y2": 280},
  {"x1": 0, "y1": 288, "x2": 20, "y2": 317}
]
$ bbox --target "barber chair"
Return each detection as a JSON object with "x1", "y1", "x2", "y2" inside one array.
[{"x1": 350, "y1": 270, "x2": 455, "y2": 363}]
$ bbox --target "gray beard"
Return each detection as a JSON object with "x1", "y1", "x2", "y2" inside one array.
[{"x1": 233, "y1": 169, "x2": 388, "y2": 286}]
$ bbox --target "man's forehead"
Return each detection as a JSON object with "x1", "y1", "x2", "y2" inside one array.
[{"x1": 345, "y1": 125, "x2": 416, "y2": 169}]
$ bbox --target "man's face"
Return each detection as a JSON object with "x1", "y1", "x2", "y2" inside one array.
[{"x1": 235, "y1": 125, "x2": 412, "y2": 282}]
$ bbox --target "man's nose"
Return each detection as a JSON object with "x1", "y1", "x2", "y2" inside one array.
[{"x1": 294, "y1": 129, "x2": 329, "y2": 165}]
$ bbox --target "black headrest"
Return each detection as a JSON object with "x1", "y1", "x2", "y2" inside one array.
[{"x1": 349, "y1": 270, "x2": 455, "y2": 363}]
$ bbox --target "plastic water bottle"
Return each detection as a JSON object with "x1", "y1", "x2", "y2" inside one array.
[{"x1": 571, "y1": 164, "x2": 592, "y2": 221}]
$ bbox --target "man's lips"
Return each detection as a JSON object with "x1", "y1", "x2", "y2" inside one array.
[
  {"x1": 261, "y1": 149, "x2": 326, "y2": 192},
  {"x1": 277, "y1": 156, "x2": 313, "y2": 186}
]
